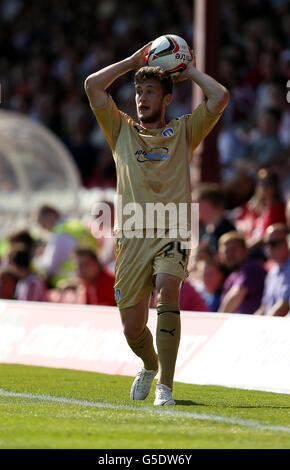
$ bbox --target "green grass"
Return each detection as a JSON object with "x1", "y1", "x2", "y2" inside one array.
[{"x1": 0, "y1": 364, "x2": 290, "y2": 449}]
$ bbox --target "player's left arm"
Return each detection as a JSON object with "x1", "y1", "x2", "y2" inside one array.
[{"x1": 178, "y1": 56, "x2": 230, "y2": 115}]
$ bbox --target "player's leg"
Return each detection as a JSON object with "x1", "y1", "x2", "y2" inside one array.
[
  {"x1": 115, "y1": 232, "x2": 159, "y2": 400},
  {"x1": 119, "y1": 290, "x2": 158, "y2": 371},
  {"x1": 152, "y1": 238, "x2": 190, "y2": 405},
  {"x1": 120, "y1": 291, "x2": 158, "y2": 400},
  {"x1": 154, "y1": 273, "x2": 181, "y2": 405}
]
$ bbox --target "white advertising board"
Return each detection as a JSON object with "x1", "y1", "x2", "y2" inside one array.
[{"x1": 0, "y1": 300, "x2": 289, "y2": 394}]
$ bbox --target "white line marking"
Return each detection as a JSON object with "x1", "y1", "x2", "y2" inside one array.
[{"x1": 0, "y1": 389, "x2": 289, "y2": 433}]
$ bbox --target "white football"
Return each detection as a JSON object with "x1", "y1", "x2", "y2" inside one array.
[{"x1": 147, "y1": 34, "x2": 192, "y2": 78}]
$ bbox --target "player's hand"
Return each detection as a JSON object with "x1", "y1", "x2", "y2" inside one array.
[
  {"x1": 173, "y1": 49, "x2": 196, "y2": 83},
  {"x1": 129, "y1": 42, "x2": 152, "y2": 70}
]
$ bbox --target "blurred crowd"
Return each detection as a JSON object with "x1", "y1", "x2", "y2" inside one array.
[
  {"x1": 0, "y1": 0, "x2": 289, "y2": 189},
  {"x1": 0, "y1": 0, "x2": 289, "y2": 315},
  {"x1": 0, "y1": 175, "x2": 289, "y2": 316}
]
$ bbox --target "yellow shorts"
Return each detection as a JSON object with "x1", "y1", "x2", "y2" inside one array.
[{"x1": 114, "y1": 232, "x2": 191, "y2": 309}]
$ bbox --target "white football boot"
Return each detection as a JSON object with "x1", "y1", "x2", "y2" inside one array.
[
  {"x1": 154, "y1": 384, "x2": 176, "y2": 406},
  {"x1": 130, "y1": 368, "x2": 158, "y2": 400}
]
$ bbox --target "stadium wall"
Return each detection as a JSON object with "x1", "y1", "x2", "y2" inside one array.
[{"x1": 1, "y1": 300, "x2": 289, "y2": 394}]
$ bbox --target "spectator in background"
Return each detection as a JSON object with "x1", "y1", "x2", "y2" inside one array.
[
  {"x1": 235, "y1": 168, "x2": 286, "y2": 249},
  {"x1": 0, "y1": 269, "x2": 18, "y2": 299},
  {"x1": 7, "y1": 229, "x2": 35, "y2": 255},
  {"x1": 75, "y1": 248, "x2": 116, "y2": 306},
  {"x1": 8, "y1": 248, "x2": 47, "y2": 302},
  {"x1": 255, "y1": 224, "x2": 290, "y2": 317},
  {"x1": 193, "y1": 184, "x2": 236, "y2": 253},
  {"x1": 35, "y1": 205, "x2": 98, "y2": 288},
  {"x1": 0, "y1": 0, "x2": 289, "y2": 194},
  {"x1": 196, "y1": 259, "x2": 227, "y2": 312},
  {"x1": 218, "y1": 231, "x2": 266, "y2": 315}
]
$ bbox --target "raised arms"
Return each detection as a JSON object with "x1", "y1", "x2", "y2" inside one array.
[{"x1": 84, "y1": 43, "x2": 152, "y2": 108}]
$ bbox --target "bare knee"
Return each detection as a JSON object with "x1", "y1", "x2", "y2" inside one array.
[
  {"x1": 156, "y1": 274, "x2": 181, "y2": 304},
  {"x1": 120, "y1": 294, "x2": 150, "y2": 339},
  {"x1": 156, "y1": 286, "x2": 177, "y2": 304},
  {"x1": 123, "y1": 322, "x2": 144, "y2": 339}
]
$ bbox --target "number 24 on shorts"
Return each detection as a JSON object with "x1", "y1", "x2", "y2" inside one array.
[{"x1": 162, "y1": 241, "x2": 189, "y2": 261}]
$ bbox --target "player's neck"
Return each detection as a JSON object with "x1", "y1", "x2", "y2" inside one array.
[{"x1": 139, "y1": 116, "x2": 167, "y2": 129}]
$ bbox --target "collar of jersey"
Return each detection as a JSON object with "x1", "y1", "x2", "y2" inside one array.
[{"x1": 136, "y1": 122, "x2": 170, "y2": 135}]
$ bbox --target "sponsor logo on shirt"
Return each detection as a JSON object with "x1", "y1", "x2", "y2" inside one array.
[{"x1": 135, "y1": 147, "x2": 170, "y2": 163}]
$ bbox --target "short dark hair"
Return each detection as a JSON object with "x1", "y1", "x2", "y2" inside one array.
[
  {"x1": 8, "y1": 230, "x2": 35, "y2": 251},
  {"x1": 75, "y1": 248, "x2": 98, "y2": 262},
  {"x1": 134, "y1": 66, "x2": 173, "y2": 96},
  {"x1": 37, "y1": 205, "x2": 59, "y2": 219},
  {"x1": 194, "y1": 183, "x2": 225, "y2": 208},
  {"x1": 8, "y1": 248, "x2": 31, "y2": 269}
]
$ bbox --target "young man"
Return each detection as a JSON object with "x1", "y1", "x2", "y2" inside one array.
[
  {"x1": 254, "y1": 224, "x2": 290, "y2": 316},
  {"x1": 218, "y1": 231, "x2": 266, "y2": 314},
  {"x1": 84, "y1": 42, "x2": 229, "y2": 405},
  {"x1": 75, "y1": 248, "x2": 116, "y2": 306}
]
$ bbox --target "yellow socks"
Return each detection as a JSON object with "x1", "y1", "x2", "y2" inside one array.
[
  {"x1": 125, "y1": 300, "x2": 181, "y2": 388},
  {"x1": 156, "y1": 302, "x2": 181, "y2": 389},
  {"x1": 125, "y1": 326, "x2": 158, "y2": 371}
]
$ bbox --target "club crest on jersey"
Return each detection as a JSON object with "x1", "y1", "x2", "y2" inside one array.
[{"x1": 162, "y1": 128, "x2": 174, "y2": 137}]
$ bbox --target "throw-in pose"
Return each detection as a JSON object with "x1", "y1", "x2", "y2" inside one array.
[{"x1": 85, "y1": 42, "x2": 229, "y2": 405}]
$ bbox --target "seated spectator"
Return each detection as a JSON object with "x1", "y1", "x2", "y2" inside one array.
[
  {"x1": 0, "y1": 269, "x2": 18, "y2": 299},
  {"x1": 192, "y1": 184, "x2": 236, "y2": 252},
  {"x1": 218, "y1": 231, "x2": 266, "y2": 314},
  {"x1": 235, "y1": 169, "x2": 286, "y2": 248},
  {"x1": 255, "y1": 224, "x2": 290, "y2": 316},
  {"x1": 75, "y1": 248, "x2": 116, "y2": 306},
  {"x1": 8, "y1": 248, "x2": 47, "y2": 302},
  {"x1": 196, "y1": 259, "x2": 228, "y2": 312},
  {"x1": 35, "y1": 205, "x2": 98, "y2": 288}
]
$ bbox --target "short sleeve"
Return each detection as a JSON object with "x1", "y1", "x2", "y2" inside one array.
[
  {"x1": 90, "y1": 95, "x2": 122, "y2": 151},
  {"x1": 184, "y1": 101, "x2": 222, "y2": 154}
]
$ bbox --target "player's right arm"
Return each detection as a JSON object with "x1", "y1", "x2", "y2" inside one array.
[{"x1": 84, "y1": 43, "x2": 152, "y2": 108}]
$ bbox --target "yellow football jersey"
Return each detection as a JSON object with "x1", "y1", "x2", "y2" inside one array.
[{"x1": 90, "y1": 95, "x2": 221, "y2": 234}]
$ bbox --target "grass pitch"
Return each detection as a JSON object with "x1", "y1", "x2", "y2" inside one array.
[{"x1": 0, "y1": 363, "x2": 289, "y2": 449}]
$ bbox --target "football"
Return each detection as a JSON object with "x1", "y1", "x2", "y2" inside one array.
[{"x1": 147, "y1": 34, "x2": 192, "y2": 78}]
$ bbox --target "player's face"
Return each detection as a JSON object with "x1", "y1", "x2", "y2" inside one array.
[{"x1": 135, "y1": 80, "x2": 169, "y2": 124}]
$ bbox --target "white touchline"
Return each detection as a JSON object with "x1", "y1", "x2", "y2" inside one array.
[{"x1": 0, "y1": 389, "x2": 289, "y2": 434}]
